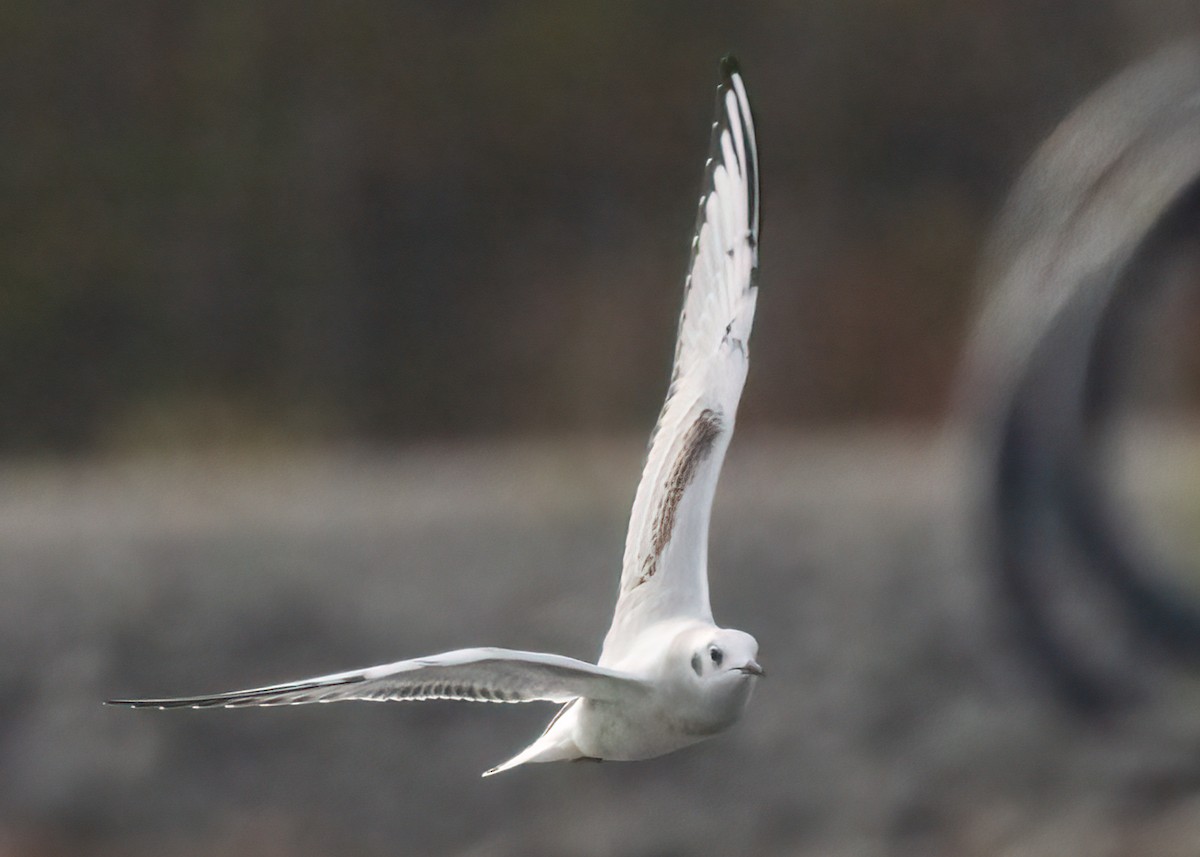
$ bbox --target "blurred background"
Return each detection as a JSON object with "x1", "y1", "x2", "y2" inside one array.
[
  {"x1": 7, "y1": 0, "x2": 1190, "y2": 454},
  {"x1": 5, "y1": 2, "x2": 1200, "y2": 855}
]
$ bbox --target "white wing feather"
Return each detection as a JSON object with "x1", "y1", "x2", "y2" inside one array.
[
  {"x1": 601, "y1": 59, "x2": 759, "y2": 664},
  {"x1": 107, "y1": 648, "x2": 649, "y2": 708}
]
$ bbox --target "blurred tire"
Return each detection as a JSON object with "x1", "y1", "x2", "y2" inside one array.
[{"x1": 962, "y1": 41, "x2": 1200, "y2": 712}]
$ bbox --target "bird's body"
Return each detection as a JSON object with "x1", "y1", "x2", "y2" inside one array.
[
  {"x1": 109, "y1": 56, "x2": 764, "y2": 777},
  {"x1": 488, "y1": 620, "x2": 760, "y2": 775}
]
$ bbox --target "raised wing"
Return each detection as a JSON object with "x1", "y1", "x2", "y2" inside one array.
[
  {"x1": 601, "y1": 57, "x2": 759, "y2": 664},
  {"x1": 106, "y1": 648, "x2": 649, "y2": 709}
]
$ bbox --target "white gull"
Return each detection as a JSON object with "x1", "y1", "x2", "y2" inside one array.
[{"x1": 109, "y1": 55, "x2": 763, "y2": 778}]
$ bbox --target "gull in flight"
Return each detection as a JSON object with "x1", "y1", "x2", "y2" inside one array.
[{"x1": 109, "y1": 55, "x2": 763, "y2": 777}]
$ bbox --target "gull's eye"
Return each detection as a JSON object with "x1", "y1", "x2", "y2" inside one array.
[{"x1": 709, "y1": 647, "x2": 723, "y2": 666}]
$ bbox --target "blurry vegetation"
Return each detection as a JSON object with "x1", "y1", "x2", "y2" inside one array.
[{"x1": 0, "y1": 0, "x2": 1196, "y2": 452}]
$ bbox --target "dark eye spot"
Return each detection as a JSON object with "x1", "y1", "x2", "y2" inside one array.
[
  {"x1": 691, "y1": 653, "x2": 703, "y2": 675},
  {"x1": 710, "y1": 647, "x2": 723, "y2": 666}
]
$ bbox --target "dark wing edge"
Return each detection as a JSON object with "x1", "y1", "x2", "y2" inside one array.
[
  {"x1": 704, "y1": 54, "x2": 758, "y2": 258},
  {"x1": 653, "y1": 54, "x2": 760, "y2": 449}
]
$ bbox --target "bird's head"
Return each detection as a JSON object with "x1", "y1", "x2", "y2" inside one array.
[{"x1": 687, "y1": 627, "x2": 763, "y2": 683}]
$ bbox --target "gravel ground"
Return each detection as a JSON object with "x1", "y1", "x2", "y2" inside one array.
[{"x1": 2, "y1": 431, "x2": 1200, "y2": 856}]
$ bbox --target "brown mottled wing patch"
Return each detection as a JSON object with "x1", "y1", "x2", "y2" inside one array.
[{"x1": 635, "y1": 409, "x2": 723, "y2": 588}]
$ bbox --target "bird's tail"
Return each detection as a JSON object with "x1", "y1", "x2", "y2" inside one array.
[{"x1": 481, "y1": 700, "x2": 582, "y2": 777}]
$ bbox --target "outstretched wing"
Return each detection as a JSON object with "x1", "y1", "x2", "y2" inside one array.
[
  {"x1": 601, "y1": 56, "x2": 759, "y2": 663},
  {"x1": 106, "y1": 648, "x2": 649, "y2": 709}
]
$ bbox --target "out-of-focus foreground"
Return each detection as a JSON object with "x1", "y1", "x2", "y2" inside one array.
[
  {"x1": 5, "y1": 4, "x2": 1200, "y2": 857},
  {"x1": 4, "y1": 434, "x2": 1200, "y2": 856}
]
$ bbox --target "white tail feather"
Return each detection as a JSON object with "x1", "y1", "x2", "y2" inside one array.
[{"x1": 481, "y1": 702, "x2": 583, "y2": 777}]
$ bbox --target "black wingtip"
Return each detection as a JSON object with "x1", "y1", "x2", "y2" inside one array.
[{"x1": 720, "y1": 54, "x2": 741, "y2": 81}]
